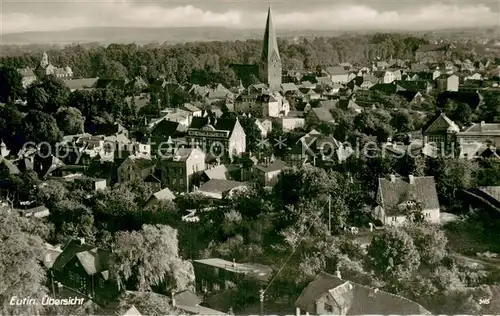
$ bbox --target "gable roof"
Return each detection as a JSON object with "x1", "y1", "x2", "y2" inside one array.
[
  {"x1": 52, "y1": 239, "x2": 110, "y2": 276},
  {"x1": 151, "y1": 120, "x2": 187, "y2": 137},
  {"x1": 309, "y1": 107, "x2": 334, "y2": 122},
  {"x1": 296, "y1": 272, "x2": 431, "y2": 315},
  {"x1": 63, "y1": 78, "x2": 98, "y2": 91},
  {"x1": 164, "y1": 147, "x2": 205, "y2": 163},
  {"x1": 254, "y1": 159, "x2": 288, "y2": 173},
  {"x1": 151, "y1": 188, "x2": 176, "y2": 201},
  {"x1": 422, "y1": 112, "x2": 459, "y2": 134},
  {"x1": 198, "y1": 179, "x2": 246, "y2": 194},
  {"x1": 122, "y1": 306, "x2": 142, "y2": 316},
  {"x1": 204, "y1": 164, "x2": 229, "y2": 180},
  {"x1": 189, "y1": 117, "x2": 238, "y2": 133},
  {"x1": 325, "y1": 66, "x2": 349, "y2": 76},
  {"x1": 377, "y1": 176, "x2": 440, "y2": 216}
]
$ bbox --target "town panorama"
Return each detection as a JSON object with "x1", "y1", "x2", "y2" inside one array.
[{"x1": 1, "y1": 2, "x2": 500, "y2": 316}]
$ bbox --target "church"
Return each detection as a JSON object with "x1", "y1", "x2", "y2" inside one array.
[{"x1": 232, "y1": 7, "x2": 289, "y2": 118}]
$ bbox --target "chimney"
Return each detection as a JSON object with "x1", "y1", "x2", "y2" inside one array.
[
  {"x1": 335, "y1": 270, "x2": 341, "y2": 279},
  {"x1": 390, "y1": 174, "x2": 396, "y2": 183},
  {"x1": 409, "y1": 175, "x2": 415, "y2": 184},
  {"x1": 171, "y1": 291, "x2": 176, "y2": 307},
  {"x1": 232, "y1": 259, "x2": 236, "y2": 268}
]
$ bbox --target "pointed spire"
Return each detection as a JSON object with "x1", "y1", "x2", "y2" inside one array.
[{"x1": 262, "y1": 7, "x2": 280, "y2": 63}]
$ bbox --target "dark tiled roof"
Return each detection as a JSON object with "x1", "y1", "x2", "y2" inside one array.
[
  {"x1": 189, "y1": 117, "x2": 237, "y2": 133},
  {"x1": 86, "y1": 123, "x2": 127, "y2": 137},
  {"x1": 396, "y1": 91, "x2": 420, "y2": 102},
  {"x1": 309, "y1": 107, "x2": 334, "y2": 122},
  {"x1": 296, "y1": 272, "x2": 431, "y2": 315},
  {"x1": 377, "y1": 176, "x2": 439, "y2": 215},
  {"x1": 151, "y1": 120, "x2": 187, "y2": 137},
  {"x1": 52, "y1": 239, "x2": 110, "y2": 276}
]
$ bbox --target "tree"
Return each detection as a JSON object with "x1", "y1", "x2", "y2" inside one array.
[
  {"x1": 99, "y1": 60, "x2": 128, "y2": 80},
  {"x1": 390, "y1": 110, "x2": 414, "y2": 132},
  {"x1": 274, "y1": 166, "x2": 332, "y2": 205},
  {"x1": 110, "y1": 224, "x2": 195, "y2": 292},
  {"x1": 0, "y1": 103, "x2": 25, "y2": 152},
  {"x1": 55, "y1": 107, "x2": 85, "y2": 135},
  {"x1": 0, "y1": 66, "x2": 25, "y2": 103},
  {"x1": 22, "y1": 110, "x2": 62, "y2": 145},
  {"x1": 404, "y1": 223, "x2": 448, "y2": 266},
  {"x1": 238, "y1": 115, "x2": 262, "y2": 153},
  {"x1": 428, "y1": 158, "x2": 478, "y2": 203},
  {"x1": 367, "y1": 228, "x2": 420, "y2": 282},
  {"x1": 0, "y1": 207, "x2": 49, "y2": 316},
  {"x1": 27, "y1": 76, "x2": 70, "y2": 113}
]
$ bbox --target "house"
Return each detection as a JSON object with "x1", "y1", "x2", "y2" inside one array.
[
  {"x1": 160, "y1": 108, "x2": 192, "y2": 126},
  {"x1": 374, "y1": 175, "x2": 440, "y2": 226},
  {"x1": 196, "y1": 179, "x2": 247, "y2": 200},
  {"x1": 373, "y1": 71, "x2": 398, "y2": 84},
  {"x1": 171, "y1": 290, "x2": 228, "y2": 315},
  {"x1": 254, "y1": 157, "x2": 288, "y2": 186},
  {"x1": 436, "y1": 74, "x2": 459, "y2": 92},
  {"x1": 160, "y1": 147, "x2": 206, "y2": 193},
  {"x1": 370, "y1": 83, "x2": 406, "y2": 94},
  {"x1": 117, "y1": 156, "x2": 156, "y2": 183},
  {"x1": 19, "y1": 205, "x2": 50, "y2": 218},
  {"x1": 258, "y1": 119, "x2": 273, "y2": 138},
  {"x1": 144, "y1": 187, "x2": 176, "y2": 209},
  {"x1": 295, "y1": 271, "x2": 431, "y2": 315},
  {"x1": 422, "y1": 112, "x2": 460, "y2": 149},
  {"x1": 86, "y1": 123, "x2": 129, "y2": 138},
  {"x1": 279, "y1": 113, "x2": 306, "y2": 132},
  {"x1": 186, "y1": 117, "x2": 246, "y2": 160},
  {"x1": 201, "y1": 164, "x2": 230, "y2": 183},
  {"x1": 281, "y1": 83, "x2": 299, "y2": 95},
  {"x1": 18, "y1": 68, "x2": 37, "y2": 88},
  {"x1": 457, "y1": 122, "x2": 500, "y2": 147},
  {"x1": 464, "y1": 73, "x2": 483, "y2": 81},
  {"x1": 395, "y1": 80, "x2": 433, "y2": 93},
  {"x1": 50, "y1": 238, "x2": 118, "y2": 304},
  {"x1": 192, "y1": 258, "x2": 272, "y2": 294},
  {"x1": 258, "y1": 91, "x2": 290, "y2": 117},
  {"x1": 181, "y1": 103, "x2": 203, "y2": 117},
  {"x1": 324, "y1": 67, "x2": 350, "y2": 83}
]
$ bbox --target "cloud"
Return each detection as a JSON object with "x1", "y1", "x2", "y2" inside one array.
[{"x1": 0, "y1": 1, "x2": 498, "y2": 34}]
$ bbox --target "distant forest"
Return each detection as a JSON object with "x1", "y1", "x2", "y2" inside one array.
[{"x1": 0, "y1": 33, "x2": 477, "y2": 84}]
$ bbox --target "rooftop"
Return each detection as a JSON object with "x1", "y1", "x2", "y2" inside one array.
[{"x1": 193, "y1": 258, "x2": 272, "y2": 282}]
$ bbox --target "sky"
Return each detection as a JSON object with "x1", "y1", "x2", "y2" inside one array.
[{"x1": 1, "y1": 0, "x2": 499, "y2": 34}]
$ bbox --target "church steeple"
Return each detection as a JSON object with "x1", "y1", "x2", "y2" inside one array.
[
  {"x1": 262, "y1": 7, "x2": 280, "y2": 64},
  {"x1": 259, "y1": 7, "x2": 282, "y2": 91}
]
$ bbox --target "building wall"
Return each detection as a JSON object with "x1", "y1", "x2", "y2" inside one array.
[
  {"x1": 330, "y1": 74, "x2": 350, "y2": 84},
  {"x1": 229, "y1": 121, "x2": 246, "y2": 157},
  {"x1": 315, "y1": 292, "x2": 342, "y2": 315},
  {"x1": 281, "y1": 117, "x2": 305, "y2": 132},
  {"x1": 94, "y1": 180, "x2": 107, "y2": 191},
  {"x1": 457, "y1": 133, "x2": 500, "y2": 147}
]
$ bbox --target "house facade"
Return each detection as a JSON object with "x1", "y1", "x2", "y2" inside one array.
[
  {"x1": 50, "y1": 239, "x2": 119, "y2": 305},
  {"x1": 117, "y1": 156, "x2": 155, "y2": 183},
  {"x1": 295, "y1": 271, "x2": 431, "y2": 315},
  {"x1": 457, "y1": 122, "x2": 500, "y2": 147},
  {"x1": 253, "y1": 158, "x2": 288, "y2": 186},
  {"x1": 422, "y1": 113, "x2": 460, "y2": 149},
  {"x1": 436, "y1": 74, "x2": 459, "y2": 92},
  {"x1": 374, "y1": 175, "x2": 440, "y2": 226},
  {"x1": 186, "y1": 117, "x2": 246, "y2": 160},
  {"x1": 160, "y1": 147, "x2": 206, "y2": 192}
]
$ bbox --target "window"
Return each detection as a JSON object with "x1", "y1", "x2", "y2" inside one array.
[
  {"x1": 213, "y1": 283, "x2": 220, "y2": 291},
  {"x1": 324, "y1": 303, "x2": 333, "y2": 313},
  {"x1": 392, "y1": 216, "x2": 397, "y2": 222}
]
